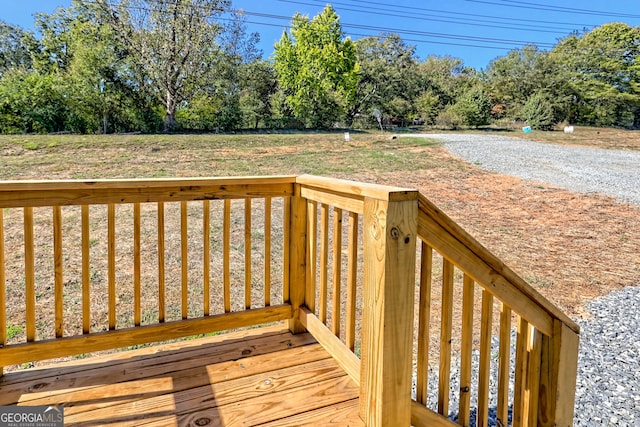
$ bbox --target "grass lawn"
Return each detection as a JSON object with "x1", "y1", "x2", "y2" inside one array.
[{"x1": 1, "y1": 128, "x2": 639, "y2": 330}]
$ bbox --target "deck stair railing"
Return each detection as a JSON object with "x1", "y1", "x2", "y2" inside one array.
[{"x1": 0, "y1": 175, "x2": 579, "y2": 427}]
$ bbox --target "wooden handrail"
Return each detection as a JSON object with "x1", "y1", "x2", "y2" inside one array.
[{"x1": 418, "y1": 193, "x2": 579, "y2": 334}]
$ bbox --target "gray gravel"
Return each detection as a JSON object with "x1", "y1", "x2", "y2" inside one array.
[
  {"x1": 405, "y1": 133, "x2": 640, "y2": 425},
  {"x1": 418, "y1": 133, "x2": 640, "y2": 206}
]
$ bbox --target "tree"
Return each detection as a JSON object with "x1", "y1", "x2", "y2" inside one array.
[
  {"x1": 274, "y1": 5, "x2": 359, "y2": 128},
  {"x1": 450, "y1": 86, "x2": 492, "y2": 127},
  {"x1": 552, "y1": 23, "x2": 640, "y2": 127},
  {"x1": 352, "y1": 33, "x2": 420, "y2": 126},
  {"x1": 0, "y1": 22, "x2": 35, "y2": 75},
  {"x1": 522, "y1": 92, "x2": 556, "y2": 130},
  {"x1": 97, "y1": 0, "x2": 231, "y2": 131}
]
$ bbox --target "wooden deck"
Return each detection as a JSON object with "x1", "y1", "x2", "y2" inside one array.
[{"x1": 0, "y1": 325, "x2": 364, "y2": 426}]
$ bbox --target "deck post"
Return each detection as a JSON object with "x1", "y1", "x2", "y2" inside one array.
[
  {"x1": 359, "y1": 192, "x2": 418, "y2": 427},
  {"x1": 538, "y1": 320, "x2": 580, "y2": 427},
  {"x1": 288, "y1": 183, "x2": 308, "y2": 334}
]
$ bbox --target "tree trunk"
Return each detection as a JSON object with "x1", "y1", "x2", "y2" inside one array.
[{"x1": 164, "y1": 89, "x2": 178, "y2": 132}]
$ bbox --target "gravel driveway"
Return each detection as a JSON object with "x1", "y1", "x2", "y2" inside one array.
[
  {"x1": 421, "y1": 133, "x2": 640, "y2": 206},
  {"x1": 405, "y1": 133, "x2": 640, "y2": 426}
]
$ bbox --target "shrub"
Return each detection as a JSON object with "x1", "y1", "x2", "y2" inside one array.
[{"x1": 522, "y1": 93, "x2": 556, "y2": 130}]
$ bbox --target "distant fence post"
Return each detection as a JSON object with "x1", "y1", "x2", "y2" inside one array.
[{"x1": 359, "y1": 191, "x2": 418, "y2": 427}]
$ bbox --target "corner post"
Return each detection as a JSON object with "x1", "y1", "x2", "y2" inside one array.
[
  {"x1": 359, "y1": 191, "x2": 418, "y2": 426},
  {"x1": 538, "y1": 319, "x2": 579, "y2": 427},
  {"x1": 288, "y1": 183, "x2": 308, "y2": 334}
]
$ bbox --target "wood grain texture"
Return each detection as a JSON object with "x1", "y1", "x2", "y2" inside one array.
[
  {"x1": 438, "y1": 258, "x2": 455, "y2": 416},
  {"x1": 81, "y1": 205, "x2": 90, "y2": 334},
  {"x1": 416, "y1": 241, "x2": 432, "y2": 406},
  {"x1": 359, "y1": 196, "x2": 417, "y2": 427},
  {"x1": 53, "y1": 206, "x2": 63, "y2": 338},
  {"x1": 345, "y1": 211, "x2": 359, "y2": 352},
  {"x1": 24, "y1": 207, "x2": 35, "y2": 342},
  {"x1": 497, "y1": 303, "x2": 512, "y2": 426},
  {"x1": 288, "y1": 186, "x2": 307, "y2": 334},
  {"x1": 331, "y1": 207, "x2": 342, "y2": 336},
  {"x1": 459, "y1": 273, "x2": 475, "y2": 426}
]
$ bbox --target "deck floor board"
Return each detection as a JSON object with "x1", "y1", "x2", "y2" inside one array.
[{"x1": 0, "y1": 325, "x2": 362, "y2": 426}]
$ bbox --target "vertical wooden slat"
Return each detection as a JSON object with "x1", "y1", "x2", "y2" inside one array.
[
  {"x1": 513, "y1": 315, "x2": 531, "y2": 427},
  {"x1": 223, "y1": 200, "x2": 231, "y2": 313},
  {"x1": 459, "y1": 273, "x2": 475, "y2": 426},
  {"x1": 527, "y1": 327, "x2": 543, "y2": 426},
  {"x1": 133, "y1": 203, "x2": 141, "y2": 326},
  {"x1": 283, "y1": 197, "x2": 291, "y2": 303},
  {"x1": 53, "y1": 206, "x2": 63, "y2": 338},
  {"x1": 438, "y1": 259, "x2": 454, "y2": 416},
  {"x1": 203, "y1": 200, "x2": 210, "y2": 316},
  {"x1": 319, "y1": 203, "x2": 329, "y2": 323},
  {"x1": 345, "y1": 211, "x2": 358, "y2": 351},
  {"x1": 306, "y1": 200, "x2": 318, "y2": 313},
  {"x1": 0, "y1": 209, "x2": 6, "y2": 364},
  {"x1": 24, "y1": 208, "x2": 35, "y2": 342},
  {"x1": 545, "y1": 320, "x2": 580, "y2": 427},
  {"x1": 497, "y1": 303, "x2": 512, "y2": 426},
  {"x1": 331, "y1": 207, "x2": 342, "y2": 336},
  {"x1": 108, "y1": 204, "x2": 116, "y2": 330},
  {"x1": 181, "y1": 201, "x2": 188, "y2": 319},
  {"x1": 477, "y1": 289, "x2": 494, "y2": 427},
  {"x1": 288, "y1": 187, "x2": 307, "y2": 334},
  {"x1": 244, "y1": 199, "x2": 252, "y2": 310},
  {"x1": 81, "y1": 205, "x2": 90, "y2": 334},
  {"x1": 158, "y1": 202, "x2": 166, "y2": 323},
  {"x1": 264, "y1": 197, "x2": 271, "y2": 307},
  {"x1": 416, "y1": 241, "x2": 432, "y2": 406}
]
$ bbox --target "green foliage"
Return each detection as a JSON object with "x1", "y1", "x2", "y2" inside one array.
[
  {"x1": 522, "y1": 93, "x2": 556, "y2": 130},
  {"x1": 435, "y1": 108, "x2": 464, "y2": 130},
  {"x1": 415, "y1": 91, "x2": 441, "y2": 125},
  {"x1": 450, "y1": 87, "x2": 492, "y2": 127},
  {"x1": 0, "y1": 22, "x2": 34, "y2": 75},
  {"x1": 274, "y1": 6, "x2": 359, "y2": 128}
]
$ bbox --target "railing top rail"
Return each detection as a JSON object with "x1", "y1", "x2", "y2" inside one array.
[
  {"x1": 296, "y1": 174, "x2": 417, "y2": 202},
  {"x1": 0, "y1": 176, "x2": 298, "y2": 208},
  {"x1": 418, "y1": 193, "x2": 580, "y2": 334}
]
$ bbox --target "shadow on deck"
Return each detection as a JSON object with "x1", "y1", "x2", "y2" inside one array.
[{"x1": 0, "y1": 325, "x2": 362, "y2": 426}]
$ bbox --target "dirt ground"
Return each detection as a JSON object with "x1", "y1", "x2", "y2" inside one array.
[{"x1": 1, "y1": 130, "x2": 638, "y2": 353}]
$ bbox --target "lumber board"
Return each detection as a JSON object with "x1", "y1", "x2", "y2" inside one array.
[
  {"x1": 296, "y1": 174, "x2": 417, "y2": 202},
  {"x1": 0, "y1": 305, "x2": 292, "y2": 368},
  {"x1": 0, "y1": 177, "x2": 296, "y2": 208},
  {"x1": 1, "y1": 328, "x2": 315, "y2": 403},
  {"x1": 259, "y1": 398, "x2": 364, "y2": 426},
  {"x1": 410, "y1": 400, "x2": 458, "y2": 427}
]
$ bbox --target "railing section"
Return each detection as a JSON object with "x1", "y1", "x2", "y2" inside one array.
[
  {"x1": 412, "y1": 194, "x2": 580, "y2": 427},
  {"x1": 0, "y1": 177, "x2": 296, "y2": 373}
]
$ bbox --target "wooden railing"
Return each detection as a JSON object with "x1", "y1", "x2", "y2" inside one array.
[
  {"x1": 412, "y1": 195, "x2": 580, "y2": 427},
  {"x1": 0, "y1": 177, "x2": 296, "y2": 372},
  {"x1": 0, "y1": 176, "x2": 579, "y2": 427}
]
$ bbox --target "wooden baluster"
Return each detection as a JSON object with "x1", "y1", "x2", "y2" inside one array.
[
  {"x1": 306, "y1": 200, "x2": 318, "y2": 313},
  {"x1": 108, "y1": 204, "x2": 116, "y2": 330},
  {"x1": 513, "y1": 315, "x2": 530, "y2": 426},
  {"x1": 158, "y1": 202, "x2": 165, "y2": 323},
  {"x1": 459, "y1": 273, "x2": 475, "y2": 426},
  {"x1": 203, "y1": 200, "x2": 210, "y2": 316},
  {"x1": 181, "y1": 201, "x2": 188, "y2": 319},
  {"x1": 133, "y1": 203, "x2": 141, "y2": 326},
  {"x1": 53, "y1": 206, "x2": 63, "y2": 338},
  {"x1": 497, "y1": 303, "x2": 512, "y2": 426},
  {"x1": 331, "y1": 207, "x2": 342, "y2": 336},
  {"x1": 438, "y1": 259, "x2": 454, "y2": 416},
  {"x1": 288, "y1": 187, "x2": 307, "y2": 334},
  {"x1": 81, "y1": 205, "x2": 90, "y2": 333},
  {"x1": 283, "y1": 197, "x2": 291, "y2": 304},
  {"x1": 0, "y1": 209, "x2": 6, "y2": 374},
  {"x1": 244, "y1": 199, "x2": 251, "y2": 310},
  {"x1": 264, "y1": 197, "x2": 271, "y2": 307},
  {"x1": 345, "y1": 211, "x2": 358, "y2": 351},
  {"x1": 24, "y1": 208, "x2": 35, "y2": 341},
  {"x1": 319, "y1": 203, "x2": 329, "y2": 323},
  {"x1": 416, "y1": 241, "x2": 432, "y2": 406},
  {"x1": 223, "y1": 200, "x2": 231, "y2": 313},
  {"x1": 527, "y1": 328, "x2": 543, "y2": 426},
  {"x1": 478, "y1": 289, "x2": 494, "y2": 427}
]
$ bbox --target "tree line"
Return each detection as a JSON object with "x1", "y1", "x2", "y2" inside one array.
[{"x1": 1, "y1": 1, "x2": 639, "y2": 134}]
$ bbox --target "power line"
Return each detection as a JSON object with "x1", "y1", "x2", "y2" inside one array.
[
  {"x1": 463, "y1": 0, "x2": 640, "y2": 19},
  {"x1": 277, "y1": 0, "x2": 582, "y2": 34}
]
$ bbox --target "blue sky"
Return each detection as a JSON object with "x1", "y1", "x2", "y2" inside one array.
[{"x1": 3, "y1": 0, "x2": 640, "y2": 69}]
